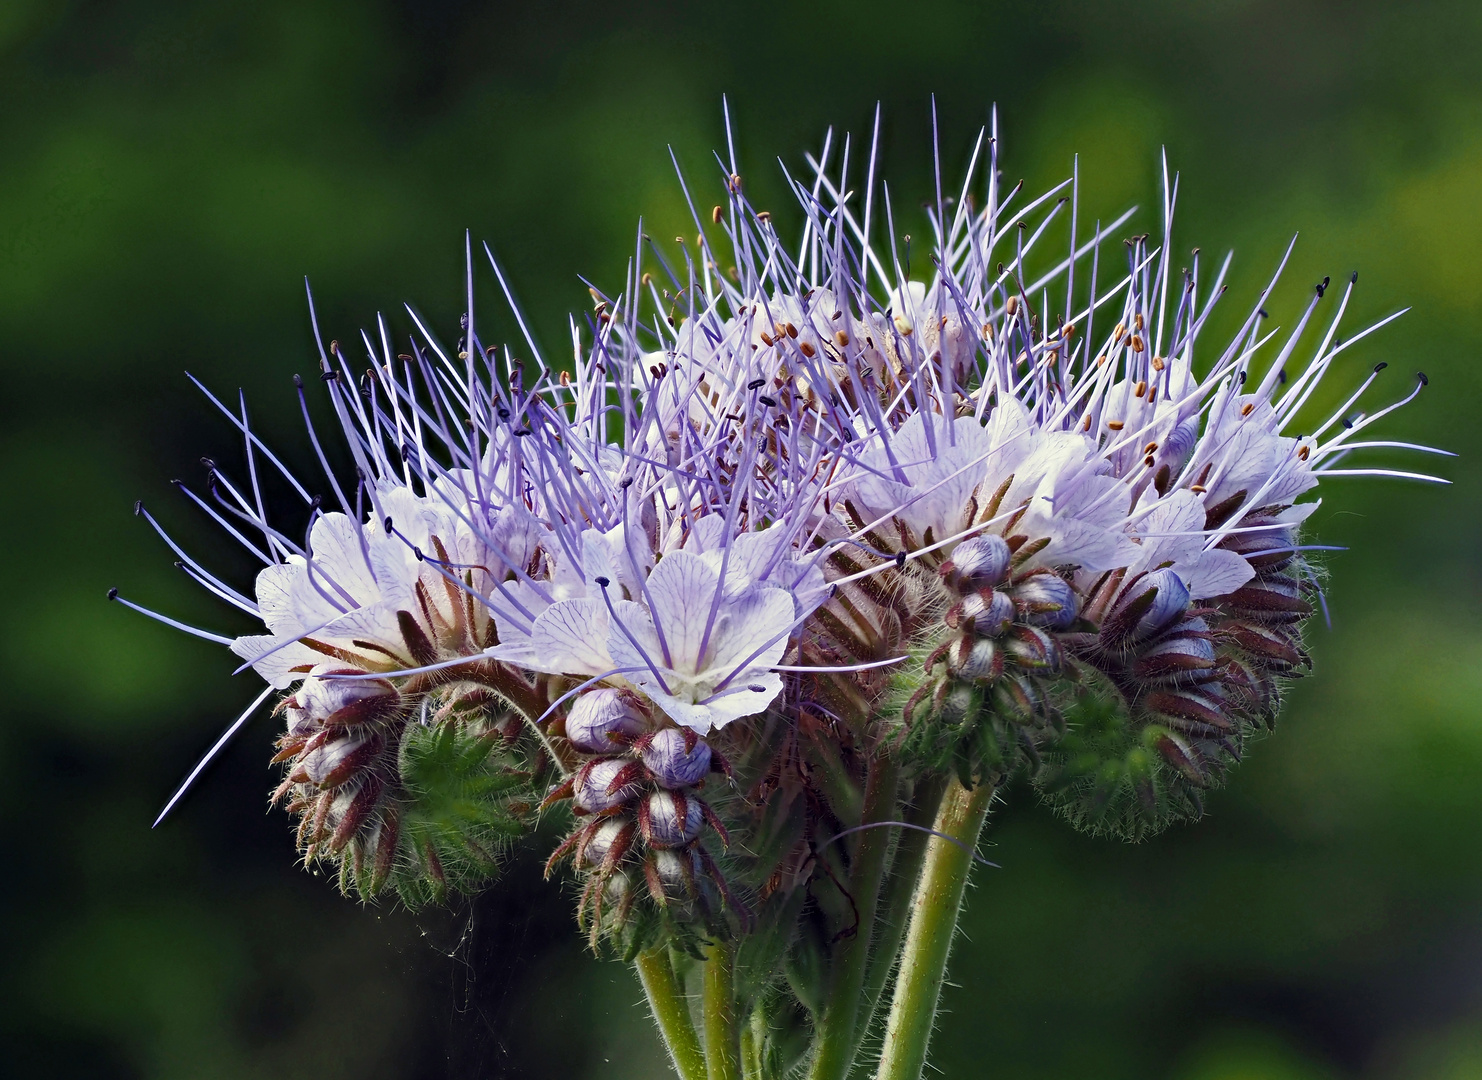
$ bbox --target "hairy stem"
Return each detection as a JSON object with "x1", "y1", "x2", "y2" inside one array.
[
  {"x1": 857, "y1": 773, "x2": 947, "y2": 1049},
  {"x1": 740, "y1": 1010, "x2": 765, "y2": 1080},
  {"x1": 635, "y1": 948, "x2": 707, "y2": 1080},
  {"x1": 703, "y1": 939, "x2": 743, "y2": 1080},
  {"x1": 807, "y1": 754, "x2": 902, "y2": 1080},
  {"x1": 873, "y1": 777, "x2": 997, "y2": 1080}
]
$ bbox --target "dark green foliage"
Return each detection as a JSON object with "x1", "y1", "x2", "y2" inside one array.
[
  {"x1": 1034, "y1": 673, "x2": 1220, "y2": 842},
  {"x1": 385, "y1": 718, "x2": 539, "y2": 908}
]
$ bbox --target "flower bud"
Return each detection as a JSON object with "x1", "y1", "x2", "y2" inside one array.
[
  {"x1": 651, "y1": 847, "x2": 700, "y2": 889},
  {"x1": 641, "y1": 790, "x2": 704, "y2": 848},
  {"x1": 1004, "y1": 625, "x2": 1062, "y2": 671},
  {"x1": 1224, "y1": 575, "x2": 1311, "y2": 623},
  {"x1": 1133, "y1": 617, "x2": 1216, "y2": 682},
  {"x1": 574, "y1": 757, "x2": 643, "y2": 812},
  {"x1": 946, "y1": 589, "x2": 1015, "y2": 637},
  {"x1": 290, "y1": 666, "x2": 399, "y2": 729},
  {"x1": 954, "y1": 636, "x2": 1003, "y2": 682},
  {"x1": 1217, "y1": 522, "x2": 1297, "y2": 571},
  {"x1": 565, "y1": 688, "x2": 648, "y2": 753},
  {"x1": 939, "y1": 534, "x2": 1011, "y2": 594},
  {"x1": 581, "y1": 818, "x2": 633, "y2": 867},
  {"x1": 1115, "y1": 568, "x2": 1190, "y2": 641},
  {"x1": 295, "y1": 731, "x2": 379, "y2": 789},
  {"x1": 641, "y1": 727, "x2": 712, "y2": 789},
  {"x1": 1013, "y1": 574, "x2": 1079, "y2": 630}
]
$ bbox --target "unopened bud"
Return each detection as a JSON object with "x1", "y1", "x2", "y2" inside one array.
[
  {"x1": 574, "y1": 757, "x2": 643, "y2": 812},
  {"x1": 1133, "y1": 617, "x2": 1216, "y2": 682},
  {"x1": 642, "y1": 790, "x2": 703, "y2": 848},
  {"x1": 1012, "y1": 574, "x2": 1079, "y2": 630},
  {"x1": 651, "y1": 847, "x2": 699, "y2": 889},
  {"x1": 1121, "y1": 568, "x2": 1190, "y2": 640},
  {"x1": 565, "y1": 688, "x2": 648, "y2": 753},
  {"x1": 296, "y1": 731, "x2": 377, "y2": 789},
  {"x1": 291, "y1": 665, "x2": 398, "y2": 728},
  {"x1": 582, "y1": 818, "x2": 633, "y2": 867},
  {"x1": 946, "y1": 589, "x2": 1015, "y2": 637},
  {"x1": 1004, "y1": 625, "x2": 1062, "y2": 671},
  {"x1": 940, "y1": 534, "x2": 1011, "y2": 593},
  {"x1": 641, "y1": 727, "x2": 712, "y2": 789},
  {"x1": 954, "y1": 636, "x2": 1003, "y2": 682}
]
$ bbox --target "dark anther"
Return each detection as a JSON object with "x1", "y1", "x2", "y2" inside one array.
[
  {"x1": 1238, "y1": 371, "x2": 1248, "y2": 383},
  {"x1": 747, "y1": 378, "x2": 766, "y2": 390},
  {"x1": 497, "y1": 407, "x2": 511, "y2": 420},
  {"x1": 1278, "y1": 369, "x2": 1288, "y2": 384},
  {"x1": 384, "y1": 516, "x2": 394, "y2": 533},
  {"x1": 412, "y1": 547, "x2": 424, "y2": 561},
  {"x1": 1316, "y1": 276, "x2": 1329, "y2": 297},
  {"x1": 749, "y1": 684, "x2": 767, "y2": 693},
  {"x1": 894, "y1": 551, "x2": 907, "y2": 569},
  {"x1": 1351, "y1": 271, "x2": 1359, "y2": 284},
  {"x1": 133, "y1": 500, "x2": 143, "y2": 515},
  {"x1": 1417, "y1": 371, "x2": 1430, "y2": 386},
  {"x1": 107, "y1": 587, "x2": 119, "y2": 600},
  {"x1": 320, "y1": 370, "x2": 337, "y2": 382},
  {"x1": 1374, "y1": 362, "x2": 1388, "y2": 372},
  {"x1": 310, "y1": 495, "x2": 323, "y2": 510},
  {"x1": 1258, "y1": 308, "x2": 1269, "y2": 319},
  {"x1": 594, "y1": 576, "x2": 611, "y2": 589},
  {"x1": 293, "y1": 374, "x2": 304, "y2": 388},
  {"x1": 397, "y1": 353, "x2": 412, "y2": 361},
  {"x1": 200, "y1": 457, "x2": 215, "y2": 469},
  {"x1": 620, "y1": 477, "x2": 634, "y2": 489},
  {"x1": 401, "y1": 444, "x2": 412, "y2": 461},
  {"x1": 513, "y1": 427, "x2": 532, "y2": 437},
  {"x1": 759, "y1": 395, "x2": 777, "y2": 407},
  {"x1": 459, "y1": 312, "x2": 469, "y2": 330}
]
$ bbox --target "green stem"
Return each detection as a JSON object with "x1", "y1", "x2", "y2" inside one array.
[
  {"x1": 873, "y1": 776, "x2": 997, "y2": 1080},
  {"x1": 807, "y1": 755, "x2": 901, "y2": 1080},
  {"x1": 635, "y1": 948, "x2": 707, "y2": 1080},
  {"x1": 856, "y1": 773, "x2": 947, "y2": 1052},
  {"x1": 703, "y1": 940, "x2": 743, "y2": 1080},
  {"x1": 740, "y1": 1010, "x2": 765, "y2": 1080}
]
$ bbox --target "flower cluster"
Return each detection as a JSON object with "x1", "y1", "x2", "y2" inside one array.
[{"x1": 120, "y1": 116, "x2": 1443, "y2": 989}]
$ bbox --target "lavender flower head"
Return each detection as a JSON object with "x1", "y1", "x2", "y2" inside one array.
[{"x1": 115, "y1": 106, "x2": 1446, "y2": 950}]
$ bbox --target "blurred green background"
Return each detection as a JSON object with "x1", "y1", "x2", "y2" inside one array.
[{"x1": 3, "y1": 0, "x2": 1479, "y2": 1077}]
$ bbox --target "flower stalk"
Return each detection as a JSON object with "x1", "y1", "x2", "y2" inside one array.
[
  {"x1": 636, "y1": 949, "x2": 708, "y2": 1080},
  {"x1": 702, "y1": 941, "x2": 743, "y2": 1080},
  {"x1": 808, "y1": 755, "x2": 902, "y2": 1080},
  {"x1": 874, "y1": 777, "x2": 998, "y2": 1080}
]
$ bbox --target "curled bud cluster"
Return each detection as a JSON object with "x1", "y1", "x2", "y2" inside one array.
[
  {"x1": 1037, "y1": 504, "x2": 1316, "y2": 838},
  {"x1": 544, "y1": 689, "x2": 739, "y2": 950},
  {"x1": 271, "y1": 662, "x2": 537, "y2": 904},
  {"x1": 895, "y1": 534, "x2": 1082, "y2": 779}
]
